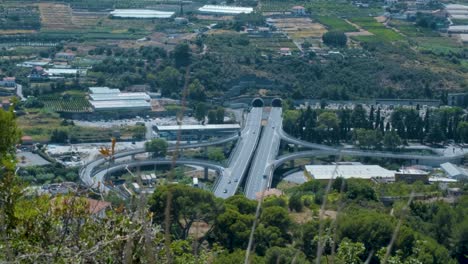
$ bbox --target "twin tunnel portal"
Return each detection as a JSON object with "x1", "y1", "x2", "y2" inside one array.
[{"x1": 80, "y1": 98, "x2": 464, "y2": 200}]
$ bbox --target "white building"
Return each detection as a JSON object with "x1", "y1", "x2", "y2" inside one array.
[
  {"x1": 110, "y1": 9, "x2": 175, "y2": 18},
  {"x1": 440, "y1": 162, "x2": 468, "y2": 179},
  {"x1": 88, "y1": 87, "x2": 151, "y2": 112},
  {"x1": 448, "y1": 25, "x2": 468, "y2": 33},
  {"x1": 198, "y1": 5, "x2": 253, "y2": 15},
  {"x1": 304, "y1": 165, "x2": 395, "y2": 180}
]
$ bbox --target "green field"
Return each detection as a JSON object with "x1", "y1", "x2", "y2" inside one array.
[
  {"x1": 315, "y1": 16, "x2": 358, "y2": 32},
  {"x1": 416, "y1": 37, "x2": 465, "y2": 54},
  {"x1": 259, "y1": 2, "x2": 307, "y2": 12},
  {"x1": 350, "y1": 17, "x2": 404, "y2": 42},
  {"x1": 305, "y1": 0, "x2": 383, "y2": 17}
]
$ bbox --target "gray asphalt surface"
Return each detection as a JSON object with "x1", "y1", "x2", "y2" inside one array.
[
  {"x1": 244, "y1": 107, "x2": 282, "y2": 200},
  {"x1": 214, "y1": 107, "x2": 263, "y2": 198}
]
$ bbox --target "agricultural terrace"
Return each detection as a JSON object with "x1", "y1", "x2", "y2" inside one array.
[
  {"x1": 249, "y1": 34, "x2": 298, "y2": 52},
  {"x1": 38, "y1": 94, "x2": 92, "y2": 113},
  {"x1": 39, "y1": 3, "x2": 78, "y2": 30},
  {"x1": 0, "y1": 6, "x2": 40, "y2": 31}
]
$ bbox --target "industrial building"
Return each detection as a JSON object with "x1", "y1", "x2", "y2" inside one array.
[
  {"x1": 304, "y1": 165, "x2": 395, "y2": 181},
  {"x1": 44, "y1": 68, "x2": 87, "y2": 76},
  {"x1": 110, "y1": 9, "x2": 175, "y2": 18},
  {"x1": 88, "y1": 87, "x2": 151, "y2": 112},
  {"x1": 440, "y1": 162, "x2": 468, "y2": 179},
  {"x1": 446, "y1": 4, "x2": 468, "y2": 20},
  {"x1": 395, "y1": 168, "x2": 429, "y2": 183},
  {"x1": 198, "y1": 5, "x2": 253, "y2": 15},
  {"x1": 155, "y1": 124, "x2": 241, "y2": 141}
]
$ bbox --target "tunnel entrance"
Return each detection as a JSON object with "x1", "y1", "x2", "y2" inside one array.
[
  {"x1": 271, "y1": 98, "x2": 282, "y2": 107},
  {"x1": 252, "y1": 98, "x2": 264, "y2": 107}
]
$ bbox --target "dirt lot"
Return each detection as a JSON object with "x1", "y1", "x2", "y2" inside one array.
[{"x1": 269, "y1": 17, "x2": 327, "y2": 40}]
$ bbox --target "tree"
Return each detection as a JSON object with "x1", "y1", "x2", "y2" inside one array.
[
  {"x1": 188, "y1": 79, "x2": 206, "y2": 101},
  {"x1": 0, "y1": 108, "x2": 21, "y2": 157},
  {"x1": 0, "y1": 108, "x2": 22, "y2": 233},
  {"x1": 260, "y1": 206, "x2": 291, "y2": 234},
  {"x1": 353, "y1": 128, "x2": 382, "y2": 150},
  {"x1": 194, "y1": 103, "x2": 207, "y2": 123},
  {"x1": 318, "y1": 111, "x2": 340, "y2": 143},
  {"x1": 144, "y1": 138, "x2": 168, "y2": 157},
  {"x1": 425, "y1": 125, "x2": 445, "y2": 144},
  {"x1": 338, "y1": 211, "x2": 394, "y2": 253},
  {"x1": 337, "y1": 238, "x2": 365, "y2": 264},
  {"x1": 457, "y1": 121, "x2": 468, "y2": 143},
  {"x1": 264, "y1": 246, "x2": 309, "y2": 264},
  {"x1": 156, "y1": 66, "x2": 181, "y2": 97},
  {"x1": 216, "y1": 107, "x2": 225, "y2": 124},
  {"x1": 208, "y1": 110, "x2": 217, "y2": 124},
  {"x1": 288, "y1": 193, "x2": 303, "y2": 212},
  {"x1": 213, "y1": 206, "x2": 254, "y2": 250},
  {"x1": 453, "y1": 219, "x2": 468, "y2": 263},
  {"x1": 172, "y1": 43, "x2": 191, "y2": 68},
  {"x1": 150, "y1": 184, "x2": 221, "y2": 239},
  {"x1": 383, "y1": 130, "x2": 402, "y2": 151},
  {"x1": 322, "y1": 31, "x2": 347, "y2": 47},
  {"x1": 346, "y1": 179, "x2": 377, "y2": 201},
  {"x1": 351, "y1": 104, "x2": 368, "y2": 129}
]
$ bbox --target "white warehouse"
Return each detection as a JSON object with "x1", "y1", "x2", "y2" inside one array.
[
  {"x1": 305, "y1": 165, "x2": 395, "y2": 181},
  {"x1": 198, "y1": 5, "x2": 254, "y2": 15}
]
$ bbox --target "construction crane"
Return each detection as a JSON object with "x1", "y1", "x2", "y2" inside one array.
[
  {"x1": 99, "y1": 138, "x2": 117, "y2": 186},
  {"x1": 98, "y1": 137, "x2": 116, "y2": 161}
]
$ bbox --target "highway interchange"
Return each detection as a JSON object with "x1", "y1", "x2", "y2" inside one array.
[{"x1": 79, "y1": 100, "x2": 467, "y2": 199}]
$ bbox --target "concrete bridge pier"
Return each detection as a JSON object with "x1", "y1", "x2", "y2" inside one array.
[
  {"x1": 203, "y1": 146, "x2": 208, "y2": 158},
  {"x1": 204, "y1": 167, "x2": 209, "y2": 180},
  {"x1": 289, "y1": 159, "x2": 295, "y2": 168}
]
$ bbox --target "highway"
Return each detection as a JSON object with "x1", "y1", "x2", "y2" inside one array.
[
  {"x1": 79, "y1": 133, "x2": 239, "y2": 190},
  {"x1": 92, "y1": 158, "x2": 225, "y2": 192},
  {"x1": 279, "y1": 129, "x2": 337, "y2": 151},
  {"x1": 273, "y1": 149, "x2": 465, "y2": 168},
  {"x1": 244, "y1": 107, "x2": 282, "y2": 200},
  {"x1": 213, "y1": 107, "x2": 263, "y2": 198}
]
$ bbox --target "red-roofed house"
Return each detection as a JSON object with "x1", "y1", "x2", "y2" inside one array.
[
  {"x1": 280, "y1": 47, "x2": 292, "y2": 56},
  {"x1": 0, "y1": 77, "x2": 16, "y2": 87}
]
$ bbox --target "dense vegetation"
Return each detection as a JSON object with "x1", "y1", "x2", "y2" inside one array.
[{"x1": 283, "y1": 104, "x2": 468, "y2": 147}]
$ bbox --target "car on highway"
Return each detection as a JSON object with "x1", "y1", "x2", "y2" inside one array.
[
  {"x1": 263, "y1": 175, "x2": 267, "y2": 179},
  {"x1": 223, "y1": 189, "x2": 227, "y2": 193}
]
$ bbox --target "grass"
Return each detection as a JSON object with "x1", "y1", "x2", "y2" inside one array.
[
  {"x1": 17, "y1": 109, "x2": 62, "y2": 142},
  {"x1": 316, "y1": 16, "x2": 358, "y2": 32}
]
